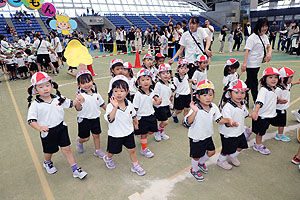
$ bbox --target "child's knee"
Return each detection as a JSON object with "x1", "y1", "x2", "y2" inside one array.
[
  {"x1": 207, "y1": 150, "x2": 215, "y2": 157},
  {"x1": 163, "y1": 120, "x2": 168, "y2": 126},
  {"x1": 61, "y1": 146, "x2": 71, "y2": 152},
  {"x1": 127, "y1": 148, "x2": 136, "y2": 154},
  {"x1": 92, "y1": 134, "x2": 99, "y2": 139}
]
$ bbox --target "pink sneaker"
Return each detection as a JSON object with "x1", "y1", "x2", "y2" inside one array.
[
  {"x1": 228, "y1": 157, "x2": 240, "y2": 167},
  {"x1": 253, "y1": 144, "x2": 270, "y2": 155},
  {"x1": 217, "y1": 160, "x2": 233, "y2": 170}
]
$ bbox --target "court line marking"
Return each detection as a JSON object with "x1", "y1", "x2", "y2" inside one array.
[
  {"x1": 128, "y1": 96, "x2": 300, "y2": 199},
  {"x1": 4, "y1": 75, "x2": 55, "y2": 200}
]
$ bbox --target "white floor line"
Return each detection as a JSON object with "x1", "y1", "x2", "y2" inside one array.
[{"x1": 128, "y1": 123, "x2": 300, "y2": 200}]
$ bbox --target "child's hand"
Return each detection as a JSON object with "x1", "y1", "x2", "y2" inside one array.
[
  {"x1": 155, "y1": 97, "x2": 162, "y2": 105},
  {"x1": 190, "y1": 101, "x2": 198, "y2": 112},
  {"x1": 39, "y1": 126, "x2": 49, "y2": 132},
  {"x1": 110, "y1": 97, "x2": 118, "y2": 108},
  {"x1": 76, "y1": 92, "x2": 85, "y2": 104},
  {"x1": 228, "y1": 119, "x2": 239, "y2": 127},
  {"x1": 241, "y1": 63, "x2": 247, "y2": 72},
  {"x1": 251, "y1": 112, "x2": 258, "y2": 121},
  {"x1": 278, "y1": 97, "x2": 288, "y2": 104},
  {"x1": 134, "y1": 122, "x2": 139, "y2": 130}
]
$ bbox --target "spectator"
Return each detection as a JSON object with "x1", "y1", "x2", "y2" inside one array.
[
  {"x1": 134, "y1": 27, "x2": 142, "y2": 53},
  {"x1": 277, "y1": 22, "x2": 288, "y2": 52},
  {"x1": 244, "y1": 21, "x2": 251, "y2": 44},
  {"x1": 219, "y1": 25, "x2": 227, "y2": 54},
  {"x1": 166, "y1": 24, "x2": 175, "y2": 58},
  {"x1": 120, "y1": 26, "x2": 127, "y2": 52},
  {"x1": 269, "y1": 21, "x2": 278, "y2": 50},
  {"x1": 174, "y1": 22, "x2": 183, "y2": 56},
  {"x1": 203, "y1": 20, "x2": 214, "y2": 51},
  {"x1": 232, "y1": 24, "x2": 242, "y2": 51},
  {"x1": 182, "y1": 20, "x2": 188, "y2": 32},
  {"x1": 115, "y1": 28, "x2": 121, "y2": 52},
  {"x1": 128, "y1": 26, "x2": 135, "y2": 51}
]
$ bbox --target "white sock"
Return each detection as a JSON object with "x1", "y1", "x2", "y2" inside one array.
[
  {"x1": 172, "y1": 112, "x2": 177, "y2": 117},
  {"x1": 199, "y1": 153, "x2": 209, "y2": 164},
  {"x1": 229, "y1": 151, "x2": 240, "y2": 158},
  {"x1": 218, "y1": 154, "x2": 227, "y2": 162},
  {"x1": 191, "y1": 159, "x2": 199, "y2": 172}
]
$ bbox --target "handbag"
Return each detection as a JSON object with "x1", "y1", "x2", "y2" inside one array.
[{"x1": 258, "y1": 34, "x2": 267, "y2": 63}]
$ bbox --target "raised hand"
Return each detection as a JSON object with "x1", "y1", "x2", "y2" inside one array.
[
  {"x1": 110, "y1": 97, "x2": 119, "y2": 108},
  {"x1": 190, "y1": 101, "x2": 198, "y2": 112}
]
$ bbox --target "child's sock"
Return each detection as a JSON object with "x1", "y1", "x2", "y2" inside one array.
[
  {"x1": 218, "y1": 154, "x2": 227, "y2": 162},
  {"x1": 132, "y1": 161, "x2": 138, "y2": 167},
  {"x1": 44, "y1": 160, "x2": 51, "y2": 165},
  {"x1": 229, "y1": 151, "x2": 240, "y2": 158},
  {"x1": 172, "y1": 112, "x2": 177, "y2": 117},
  {"x1": 199, "y1": 153, "x2": 209, "y2": 164},
  {"x1": 191, "y1": 159, "x2": 199, "y2": 172},
  {"x1": 141, "y1": 138, "x2": 147, "y2": 150},
  {"x1": 158, "y1": 125, "x2": 164, "y2": 134},
  {"x1": 71, "y1": 163, "x2": 78, "y2": 172}
]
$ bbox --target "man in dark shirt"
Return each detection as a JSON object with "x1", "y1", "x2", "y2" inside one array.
[{"x1": 269, "y1": 21, "x2": 278, "y2": 49}]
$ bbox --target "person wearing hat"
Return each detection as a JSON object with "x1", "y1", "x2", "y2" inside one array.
[
  {"x1": 191, "y1": 55, "x2": 209, "y2": 91},
  {"x1": 154, "y1": 53, "x2": 165, "y2": 70},
  {"x1": 2, "y1": 51, "x2": 17, "y2": 81},
  {"x1": 107, "y1": 59, "x2": 124, "y2": 100},
  {"x1": 184, "y1": 80, "x2": 237, "y2": 181},
  {"x1": 123, "y1": 62, "x2": 137, "y2": 101},
  {"x1": 274, "y1": 67, "x2": 300, "y2": 142},
  {"x1": 142, "y1": 54, "x2": 158, "y2": 81},
  {"x1": 222, "y1": 58, "x2": 242, "y2": 88},
  {"x1": 251, "y1": 67, "x2": 288, "y2": 155},
  {"x1": 218, "y1": 79, "x2": 251, "y2": 170},
  {"x1": 104, "y1": 75, "x2": 146, "y2": 176},
  {"x1": 27, "y1": 72, "x2": 88, "y2": 179}
]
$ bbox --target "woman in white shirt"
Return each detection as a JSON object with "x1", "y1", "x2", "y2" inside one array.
[{"x1": 242, "y1": 18, "x2": 272, "y2": 102}]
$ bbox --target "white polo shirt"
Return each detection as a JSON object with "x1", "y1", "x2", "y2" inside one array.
[
  {"x1": 185, "y1": 103, "x2": 222, "y2": 140},
  {"x1": 18, "y1": 39, "x2": 26, "y2": 48},
  {"x1": 5, "y1": 58, "x2": 16, "y2": 65},
  {"x1": 244, "y1": 33, "x2": 269, "y2": 69},
  {"x1": 27, "y1": 95, "x2": 72, "y2": 128},
  {"x1": 191, "y1": 68, "x2": 207, "y2": 90},
  {"x1": 174, "y1": 28, "x2": 184, "y2": 41},
  {"x1": 275, "y1": 84, "x2": 291, "y2": 110},
  {"x1": 179, "y1": 27, "x2": 208, "y2": 64},
  {"x1": 174, "y1": 74, "x2": 190, "y2": 95},
  {"x1": 255, "y1": 86, "x2": 277, "y2": 118},
  {"x1": 219, "y1": 100, "x2": 249, "y2": 137},
  {"x1": 128, "y1": 76, "x2": 137, "y2": 95},
  {"x1": 133, "y1": 89, "x2": 156, "y2": 120},
  {"x1": 15, "y1": 57, "x2": 26, "y2": 67},
  {"x1": 204, "y1": 25, "x2": 214, "y2": 41},
  {"x1": 222, "y1": 72, "x2": 239, "y2": 87},
  {"x1": 51, "y1": 37, "x2": 63, "y2": 53},
  {"x1": 153, "y1": 80, "x2": 172, "y2": 107},
  {"x1": 78, "y1": 91, "x2": 105, "y2": 119},
  {"x1": 28, "y1": 55, "x2": 36, "y2": 63},
  {"x1": 104, "y1": 100, "x2": 136, "y2": 138},
  {"x1": 33, "y1": 40, "x2": 51, "y2": 55}
]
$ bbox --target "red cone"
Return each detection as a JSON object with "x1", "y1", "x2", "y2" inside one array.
[
  {"x1": 134, "y1": 51, "x2": 141, "y2": 68},
  {"x1": 87, "y1": 64, "x2": 96, "y2": 76}
]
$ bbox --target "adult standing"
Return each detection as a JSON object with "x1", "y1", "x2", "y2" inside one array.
[
  {"x1": 277, "y1": 23, "x2": 288, "y2": 52},
  {"x1": 244, "y1": 21, "x2": 251, "y2": 45},
  {"x1": 203, "y1": 20, "x2": 214, "y2": 51},
  {"x1": 0, "y1": 34, "x2": 9, "y2": 53},
  {"x1": 219, "y1": 25, "x2": 227, "y2": 53},
  {"x1": 128, "y1": 26, "x2": 135, "y2": 51},
  {"x1": 32, "y1": 34, "x2": 57, "y2": 74},
  {"x1": 242, "y1": 18, "x2": 272, "y2": 102},
  {"x1": 182, "y1": 20, "x2": 188, "y2": 32},
  {"x1": 119, "y1": 26, "x2": 127, "y2": 52},
  {"x1": 169, "y1": 16, "x2": 212, "y2": 79},
  {"x1": 115, "y1": 28, "x2": 121, "y2": 52},
  {"x1": 174, "y1": 22, "x2": 183, "y2": 56},
  {"x1": 166, "y1": 23, "x2": 175, "y2": 58},
  {"x1": 50, "y1": 31, "x2": 64, "y2": 67},
  {"x1": 269, "y1": 21, "x2": 278, "y2": 49},
  {"x1": 134, "y1": 27, "x2": 142, "y2": 53},
  {"x1": 232, "y1": 24, "x2": 242, "y2": 51}
]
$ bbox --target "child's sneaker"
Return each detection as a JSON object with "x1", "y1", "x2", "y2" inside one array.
[
  {"x1": 198, "y1": 163, "x2": 208, "y2": 174},
  {"x1": 244, "y1": 126, "x2": 252, "y2": 140},
  {"x1": 253, "y1": 144, "x2": 270, "y2": 155},
  {"x1": 43, "y1": 161, "x2": 57, "y2": 174},
  {"x1": 190, "y1": 168, "x2": 205, "y2": 182},
  {"x1": 73, "y1": 167, "x2": 88, "y2": 179},
  {"x1": 274, "y1": 133, "x2": 291, "y2": 142},
  {"x1": 154, "y1": 132, "x2": 162, "y2": 142},
  {"x1": 93, "y1": 149, "x2": 106, "y2": 158},
  {"x1": 103, "y1": 155, "x2": 115, "y2": 169},
  {"x1": 76, "y1": 137, "x2": 84, "y2": 153},
  {"x1": 217, "y1": 160, "x2": 233, "y2": 170},
  {"x1": 140, "y1": 147, "x2": 154, "y2": 158},
  {"x1": 172, "y1": 115, "x2": 179, "y2": 123},
  {"x1": 228, "y1": 157, "x2": 240, "y2": 167},
  {"x1": 160, "y1": 132, "x2": 170, "y2": 140},
  {"x1": 182, "y1": 121, "x2": 189, "y2": 128},
  {"x1": 291, "y1": 110, "x2": 300, "y2": 123},
  {"x1": 291, "y1": 155, "x2": 300, "y2": 165},
  {"x1": 131, "y1": 164, "x2": 146, "y2": 176}
]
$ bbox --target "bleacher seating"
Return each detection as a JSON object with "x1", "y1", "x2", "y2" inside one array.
[
  {"x1": 40, "y1": 15, "x2": 52, "y2": 32},
  {"x1": 124, "y1": 14, "x2": 151, "y2": 30},
  {"x1": 11, "y1": 13, "x2": 45, "y2": 39},
  {"x1": 156, "y1": 14, "x2": 176, "y2": 25},
  {"x1": 140, "y1": 14, "x2": 165, "y2": 27},
  {"x1": 105, "y1": 14, "x2": 132, "y2": 29},
  {"x1": 169, "y1": 15, "x2": 187, "y2": 24},
  {"x1": 0, "y1": 14, "x2": 13, "y2": 42}
]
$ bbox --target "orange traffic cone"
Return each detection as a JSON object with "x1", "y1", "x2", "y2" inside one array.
[
  {"x1": 87, "y1": 64, "x2": 96, "y2": 76},
  {"x1": 134, "y1": 50, "x2": 141, "y2": 68}
]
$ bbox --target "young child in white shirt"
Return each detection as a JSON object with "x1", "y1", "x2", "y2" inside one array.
[
  {"x1": 15, "y1": 51, "x2": 28, "y2": 79},
  {"x1": 108, "y1": 59, "x2": 124, "y2": 100},
  {"x1": 104, "y1": 75, "x2": 146, "y2": 176},
  {"x1": 184, "y1": 79, "x2": 237, "y2": 181},
  {"x1": 123, "y1": 62, "x2": 137, "y2": 102},
  {"x1": 192, "y1": 55, "x2": 209, "y2": 90}
]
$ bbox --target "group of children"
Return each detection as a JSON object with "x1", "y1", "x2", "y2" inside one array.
[{"x1": 26, "y1": 52, "x2": 300, "y2": 181}]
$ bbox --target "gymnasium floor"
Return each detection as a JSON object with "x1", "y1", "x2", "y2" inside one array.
[{"x1": 1, "y1": 39, "x2": 300, "y2": 200}]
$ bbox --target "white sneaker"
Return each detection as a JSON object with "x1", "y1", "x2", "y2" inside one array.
[
  {"x1": 73, "y1": 167, "x2": 88, "y2": 179},
  {"x1": 93, "y1": 149, "x2": 106, "y2": 158},
  {"x1": 140, "y1": 147, "x2": 154, "y2": 158},
  {"x1": 160, "y1": 132, "x2": 170, "y2": 140},
  {"x1": 43, "y1": 161, "x2": 57, "y2": 174},
  {"x1": 291, "y1": 110, "x2": 300, "y2": 123},
  {"x1": 154, "y1": 132, "x2": 161, "y2": 142}
]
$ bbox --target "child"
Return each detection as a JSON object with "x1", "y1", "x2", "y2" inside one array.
[
  {"x1": 27, "y1": 51, "x2": 38, "y2": 76},
  {"x1": 103, "y1": 75, "x2": 146, "y2": 176},
  {"x1": 172, "y1": 59, "x2": 191, "y2": 127},
  {"x1": 108, "y1": 59, "x2": 124, "y2": 100},
  {"x1": 27, "y1": 72, "x2": 88, "y2": 179},
  {"x1": 159, "y1": 31, "x2": 168, "y2": 57},
  {"x1": 15, "y1": 51, "x2": 28, "y2": 80},
  {"x1": 74, "y1": 70, "x2": 107, "y2": 159},
  {"x1": 142, "y1": 54, "x2": 158, "y2": 81},
  {"x1": 218, "y1": 79, "x2": 250, "y2": 170},
  {"x1": 192, "y1": 55, "x2": 209, "y2": 90},
  {"x1": 133, "y1": 69, "x2": 162, "y2": 158},
  {"x1": 154, "y1": 53, "x2": 165, "y2": 70},
  {"x1": 222, "y1": 58, "x2": 242, "y2": 88},
  {"x1": 123, "y1": 62, "x2": 137, "y2": 102},
  {"x1": 274, "y1": 67, "x2": 300, "y2": 142},
  {"x1": 251, "y1": 67, "x2": 288, "y2": 155},
  {"x1": 184, "y1": 80, "x2": 237, "y2": 181},
  {"x1": 153, "y1": 63, "x2": 174, "y2": 141},
  {"x1": 3, "y1": 52, "x2": 17, "y2": 81},
  {"x1": 228, "y1": 31, "x2": 233, "y2": 53},
  {"x1": 50, "y1": 51, "x2": 59, "y2": 74}
]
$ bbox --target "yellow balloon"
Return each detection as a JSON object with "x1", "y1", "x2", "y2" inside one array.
[{"x1": 64, "y1": 40, "x2": 93, "y2": 67}]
